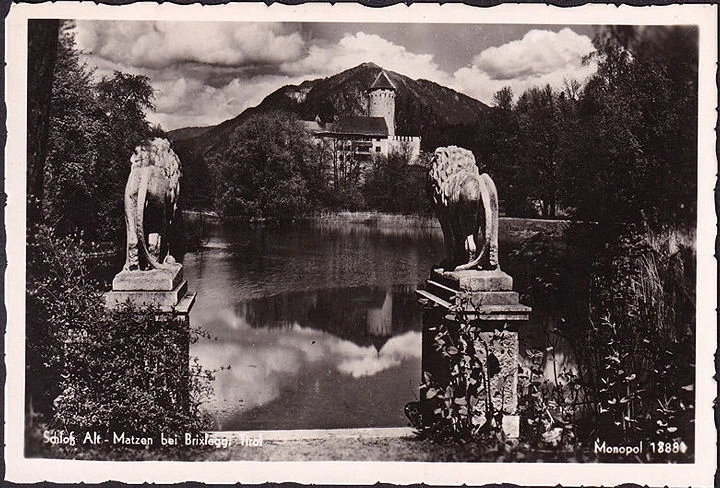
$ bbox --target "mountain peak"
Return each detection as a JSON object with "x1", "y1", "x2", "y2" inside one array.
[
  {"x1": 173, "y1": 63, "x2": 490, "y2": 152},
  {"x1": 357, "y1": 62, "x2": 381, "y2": 70}
]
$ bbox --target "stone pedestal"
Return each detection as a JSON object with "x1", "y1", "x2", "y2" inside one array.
[
  {"x1": 418, "y1": 268, "x2": 531, "y2": 321},
  {"x1": 105, "y1": 263, "x2": 195, "y2": 314},
  {"x1": 105, "y1": 263, "x2": 195, "y2": 412},
  {"x1": 111, "y1": 264, "x2": 184, "y2": 291},
  {"x1": 416, "y1": 268, "x2": 531, "y2": 438}
]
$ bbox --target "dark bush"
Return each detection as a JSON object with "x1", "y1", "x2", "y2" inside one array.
[
  {"x1": 52, "y1": 304, "x2": 213, "y2": 437},
  {"x1": 414, "y1": 223, "x2": 695, "y2": 461},
  {"x1": 578, "y1": 226, "x2": 696, "y2": 453},
  {"x1": 26, "y1": 225, "x2": 214, "y2": 443},
  {"x1": 363, "y1": 152, "x2": 433, "y2": 215},
  {"x1": 210, "y1": 112, "x2": 313, "y2": 220}
]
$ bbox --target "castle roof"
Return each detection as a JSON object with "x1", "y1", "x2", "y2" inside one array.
[
  {"x1": 369, "y1": 70, "x2": 396, "y2": 91},
  {"x1": 319, "y1": 116, "x2": 389, "y2": 137}
]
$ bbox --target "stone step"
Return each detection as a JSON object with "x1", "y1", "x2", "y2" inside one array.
[
  {"x1": 417, "y1": 288, "x2": 530, "y2": 321},
  {"x1": 415, "y1": 289, "x2": 453, "y2": 309},
  {"x1": 175, "y1": 292, "x2": 197, "y2": 315},
  {"x1": 425, "y1": 280, "x2": 457, "y2": 301}
]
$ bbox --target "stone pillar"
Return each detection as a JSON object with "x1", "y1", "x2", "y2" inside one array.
[
  {"x1": 417, "y1": 268, "x2": 531, "y2": 438},
  {"x1": 105, "y1": 264, "x2": 196, "y2": 412}
]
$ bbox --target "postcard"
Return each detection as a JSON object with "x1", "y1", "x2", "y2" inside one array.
[{"x1": 4, "y1": 2, "x2": 717, "y2": 486}]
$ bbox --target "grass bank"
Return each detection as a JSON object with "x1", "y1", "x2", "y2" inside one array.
[{"x1": 185, "y1": 209, "x2": 569, "y2": 230}]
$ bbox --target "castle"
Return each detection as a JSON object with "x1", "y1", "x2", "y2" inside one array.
[{"x1": 304, "y1": 70, "x2": 421, "y2": 165}]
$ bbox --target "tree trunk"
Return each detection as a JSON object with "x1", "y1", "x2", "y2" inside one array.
[{"x1": 27, "y1": 19, "x2": 60, "y2": 226}]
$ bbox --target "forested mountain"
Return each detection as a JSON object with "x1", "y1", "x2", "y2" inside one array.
[
  {"x1": 169, "y1": 62, "x2": 489, "y2": 153},
  {"x1": 171, "y1": 62, "x2": 490, "y2": 210}
]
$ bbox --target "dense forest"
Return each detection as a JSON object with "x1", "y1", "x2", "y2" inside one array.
[
  {"x1": 470, "y1": 26, "x2": 697, "y2": 226},
  {"x1": 27, "y1": 21, "x2": 160, "y2": 246},
  {"x1": 26, "y1": 21, "x2": 168, "y2": 424}
]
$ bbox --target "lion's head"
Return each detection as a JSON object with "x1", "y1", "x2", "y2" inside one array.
[{"x1": 430, "y1": 146, "x2": 481, "y2": 206}]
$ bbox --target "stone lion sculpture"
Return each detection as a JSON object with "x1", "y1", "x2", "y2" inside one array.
[
  {"x1": 123, "y1": 137, "x2": 182, "y2": 272},
  {"x1": 430, "y1": 146, "x2": 499, "y2": 271}
]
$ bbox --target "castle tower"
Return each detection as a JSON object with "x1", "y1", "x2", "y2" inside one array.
[{"x1": 368, "y1": 70, "x2": 396, "y2": 137}]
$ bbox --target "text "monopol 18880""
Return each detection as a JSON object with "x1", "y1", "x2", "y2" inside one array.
[{"x1": 594, "y1": 439, "x2": 688, "y2": 455}]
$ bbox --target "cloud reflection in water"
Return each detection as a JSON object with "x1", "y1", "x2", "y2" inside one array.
[{"x1": 193, "y1": 307, "x2": 421, "y2": 427}]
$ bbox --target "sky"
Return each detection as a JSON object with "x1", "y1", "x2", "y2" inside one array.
[{"x1": 73, "y1": 21, "x2": 599, "y2": 131}]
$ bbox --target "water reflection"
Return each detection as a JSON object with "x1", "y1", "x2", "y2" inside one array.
[
  {"x1": 182, "y1": 220, "x2": 578, "y2": 430},
  {"x1": 367, "y1": 289, "x2": 393, "y2": 351},
  {"x1": 192, "y1": 286, "x2": 422, "y2": 430},
  {"x1": 182, "y1": 221, "x2": 437, "y2": 430},
  {"x1": 239, "y1": 286, "x2": 419, "y2": 345}
]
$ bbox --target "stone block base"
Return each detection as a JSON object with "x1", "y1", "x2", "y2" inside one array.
[
  {"x1": 106, "y1": 280, "x2": 189, "y2": 312},
  {"x1": 112, "y1": 263, "x2": 183, "y2": 291},
  {"x1": 418, "y1": 267, "x2": 530, "y2": 438}
]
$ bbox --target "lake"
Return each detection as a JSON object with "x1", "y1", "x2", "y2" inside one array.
[{"x1": 181, "y1": 217, "x2": 574, "y2": 431}]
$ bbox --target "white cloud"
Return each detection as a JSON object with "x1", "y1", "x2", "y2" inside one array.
[
  {"x1": 192, "y1": 314, "x2": 421, "y2": 426},
  {"x1": 472, "y1": 28, "x2": 595, "y2": 80},
  {"x1": 336, "y1": 331, "x2": 421, "y2": 378},
  {"x1": 453, "y1": 61, "x2": 597, "y2": 106},
  {"x1": 73, "y1": 22, "x2": 597, "y2": 129},
  {"x1": 146, "y1": 30, "x2": 453, "y2": 128},
  {"x1": 148, "y1": 73, "x2": 309, "y2": 129},
  {"x1": 280, "y1": 32, "x2": 452, "y2": 86},
  {"x1": 453, "y1": 28, "x2": 597, "y2": 104},
  {"x1": 75, "y1": 20, "x2": 306, "y2": 70},
  {"x1": 74, "y1": 21, "x2": 310, "y2": 129}
]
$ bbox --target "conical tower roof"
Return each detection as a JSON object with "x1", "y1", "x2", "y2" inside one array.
[{"x1": 369, "y1": 70, "x2": 396, "y2": 91}]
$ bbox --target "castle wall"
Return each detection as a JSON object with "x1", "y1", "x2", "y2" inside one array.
[{"x1": 388, "y1": 136, "x2": 421, "y2": 163}]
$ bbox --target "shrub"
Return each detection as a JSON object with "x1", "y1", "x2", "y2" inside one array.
[
  {"x1": 517, "y1": 345, "x2": 582, "y2": 449},
  {"x1": 362, "y1": 153, "x2": 432, "y2": 215},
  {"x1": 415, "y1": 305, "x2": 581, "y2": 452},
  {"x1": 26, "y1": 225, "x2": 98, "y2": 416},
  {"x1": 578, "y1": 225, "x2": 695, "y2": 454},
  {"x1": 51, "y1": 304, "x2": 214, "y2": 437},
  {"x1": 413, "y1": 223, "x2": 695, "y2": 461},
  {"x1": 210, "y1": 112, "x2": 314, "y2": 220},
  {"x1": 26, "y1": 225, "x2": 214, "y2": 446},
  {"x1": 517, "y1": 223, "x2": 695, "y2": 458}
]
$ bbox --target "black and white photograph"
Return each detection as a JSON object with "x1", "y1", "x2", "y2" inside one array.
[{"x1": 4, "y1": 2, "x2": 717, "y2": 485}]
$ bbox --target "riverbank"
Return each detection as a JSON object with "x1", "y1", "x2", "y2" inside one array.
[{"x1": 184, "y1": 209, "x2": 570, "y2": 243}]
